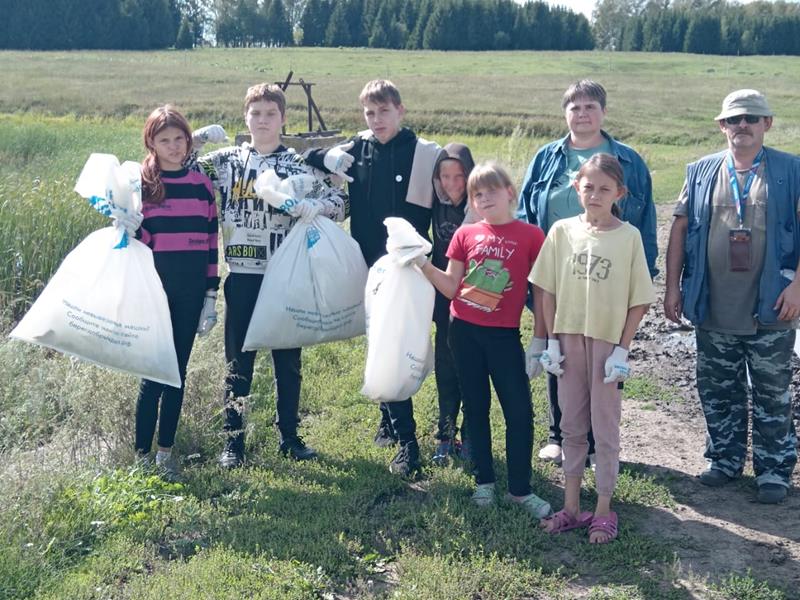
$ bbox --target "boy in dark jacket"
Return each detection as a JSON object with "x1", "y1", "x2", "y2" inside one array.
[{"x1": 307, "y1": 79, "x2": 443, "y2": 477}]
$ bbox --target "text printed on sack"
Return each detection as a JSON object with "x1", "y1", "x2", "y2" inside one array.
[{"x1": 63, "y1": 299, "x2": 149, "y2": 347}]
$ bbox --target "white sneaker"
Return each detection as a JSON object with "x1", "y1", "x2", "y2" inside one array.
[
  {"x1": 471, "y1": 483, "x2": 496, "y2": 507},
  {"x1": 155, "y1": 450, "x2": 180, "y2": 480},
  {"x1": 587, "y1": 453, "x2": 596, "y2": 472},
  {"x1": 538, "y1": 443, "x2": 563, "y2": 465},
  {"x1": 511, "y1": 492, "x2": 552, "y2": 519}
]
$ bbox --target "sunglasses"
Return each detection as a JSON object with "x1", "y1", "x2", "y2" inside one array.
[{"x1": 724, "y1": 114, "x2": 762, "y2": 125}]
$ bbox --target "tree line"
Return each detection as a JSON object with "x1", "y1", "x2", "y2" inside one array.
[
  {"x1": 2, "y1": 0, "x2": 178, "y2": 50},
  {"x1": 595, "y1": 0, "x2": 800, "y2": 55},
  {"x1": 297, "y1": 0, "x2": 593, "y2": 51},
  {"x1": 3, "y1": 0, "x2": 800, "y2": 55},
  {"x1": 1, "y1": 0, "x2": 592, "y2": 51}
]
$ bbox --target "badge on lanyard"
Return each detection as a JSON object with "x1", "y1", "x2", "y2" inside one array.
[
  {"x1": 729, "y1": 228, "x2": 752, "y2": 271},
  {"x1": 725, "y1": 149, "x2": 763, "y2": 272}
]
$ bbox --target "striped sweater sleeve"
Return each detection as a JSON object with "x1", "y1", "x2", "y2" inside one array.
[{"x1": 205, "y1": 177, "x2": 220, "y2": 290}]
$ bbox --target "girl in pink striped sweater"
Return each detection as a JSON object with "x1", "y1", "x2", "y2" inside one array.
[{"x1": 133, "y1": 105, "x2": 219, "y2": 478}]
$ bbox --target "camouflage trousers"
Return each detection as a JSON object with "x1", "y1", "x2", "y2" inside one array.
[{"x1": 695, "y1": 328, "x2": 797, "y2": 487}]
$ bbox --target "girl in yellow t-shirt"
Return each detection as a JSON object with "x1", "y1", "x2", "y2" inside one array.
[{"x1": 529, "y1": 153, "x2": 655, "y2": 544}]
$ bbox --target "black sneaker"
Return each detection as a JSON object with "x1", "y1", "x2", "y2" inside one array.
[
  {"x1": 219, "y1": 435, "x2": 245, "y2": 469},
  {"x1": 374, "y1": 423, "x2": 399, "y2": 448},
  {"x1": 279, "y1": 436, "x2": 318, "y2": 461},
  {"x1": 389, "y1": 440, "x2": 421, "y2": 477}
]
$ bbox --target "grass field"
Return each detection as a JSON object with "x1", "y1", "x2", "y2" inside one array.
[{"x1": 0, "y1": 48, "x2": 796, "y2": 599}]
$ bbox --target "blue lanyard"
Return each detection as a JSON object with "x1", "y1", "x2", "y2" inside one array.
[{"x1": 725, "y1": 148, "x2": 764, "y2": 227}]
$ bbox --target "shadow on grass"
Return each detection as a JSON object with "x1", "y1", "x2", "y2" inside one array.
[{"x1": 168, "y1": 449, "x2": 768, "y2": 599}]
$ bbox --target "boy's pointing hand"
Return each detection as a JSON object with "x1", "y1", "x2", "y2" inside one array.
[{"x1": 324, "y1": 141, "x2": 355, "y2": 182}]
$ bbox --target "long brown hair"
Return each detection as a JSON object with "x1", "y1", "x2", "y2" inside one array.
[{"x1": 141, "y1": 105, "x2": 193, "y2": 204}]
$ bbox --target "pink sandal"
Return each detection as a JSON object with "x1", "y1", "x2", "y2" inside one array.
[
  {"x1": 541, "y1": 509, "x2": 594, "y2": 534},
  {"x1": 588, "y1": 511, "x2": 618, "y2": 544}
]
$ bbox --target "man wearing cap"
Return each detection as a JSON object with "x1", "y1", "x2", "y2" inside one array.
[{"x1": 664, "y1": 89, "x2": 800, "y2": 504}]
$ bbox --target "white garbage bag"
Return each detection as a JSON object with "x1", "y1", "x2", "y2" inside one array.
[
  {"x1": 242, "y1": 217, "x2": 368, "y2": 350},
  {"x1": 10, "y1": 154, "x2": 181, "y2": 387},
  {"x1": 361, "y1": 218, "x2": 435, "y2": 401},
  {"x1": 243, "y1": 171, "x2": 368, "y2": 350}
]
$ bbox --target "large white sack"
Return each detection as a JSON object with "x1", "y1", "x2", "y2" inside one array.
[
  {"x1": 9, "y1": 153, "x2": 180, "y2": 387},
  {"x1": 242, "y1": 217, "x2": 368, "y2": 350},
  {"x1": 11, "y1": 230, "x2": 181, "y2": 387},
  {"x1": 361, "y1": 218, "x2": 435, "y2": 401}
]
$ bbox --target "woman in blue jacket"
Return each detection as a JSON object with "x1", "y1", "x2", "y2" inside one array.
[{"x1": 519, "y1": 80, "x2": 658, "y2": 466}]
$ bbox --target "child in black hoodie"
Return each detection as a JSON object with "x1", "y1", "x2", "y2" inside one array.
[{"x1": 430, "y1": 143, "x2": 475, "y2": 465}]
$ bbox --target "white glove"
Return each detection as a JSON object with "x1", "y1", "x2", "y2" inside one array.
[
  {"x1": 197, "y1": 290, "x2": 218, "y2": 337},
  {"x1": 110, "y1": 207, "x2": 143, "y2": 236},
  {"x1": 289, "y1": 199, "x2": 322, "y2": 223},
  {"x1": 193, "y1": 124, "x2": 229, "y2": 147},
  {"x1": 411, "y1": 254, "x2": 428, "y2": 268},
  {"x1": 539, "y1": 339, "x2": 565, "y2": 377},
  {"x1": 323, "y1": 141, "x2": 355, "y2": 182},
  {"x1": 603, "y1": 345, "x2": 630, "y2": 384},
  {"x1": 525, "y1": 337, "x2": 547, "y2": 379}
]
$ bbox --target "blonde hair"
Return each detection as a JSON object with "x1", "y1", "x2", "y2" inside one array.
[
  {"x1": 359, "y1": 79, "x2": 402, "y2": 107},
  {"x1": 467, "y1": 162, "x2": 518, "y2": 215},
  {"x1": 243, "y1": 83, "x2": 286, "y2": 116}
]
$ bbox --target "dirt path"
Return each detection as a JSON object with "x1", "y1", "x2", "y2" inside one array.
[{"x1": 613, "y1": 204, "x2": 800, "y2": 596}]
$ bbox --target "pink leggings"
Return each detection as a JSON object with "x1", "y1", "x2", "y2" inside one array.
[{"x1": 557, "y1": 334, "x2": 622, "y2": 497}]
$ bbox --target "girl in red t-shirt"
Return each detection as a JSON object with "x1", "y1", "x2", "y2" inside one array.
[{"x1": 418, "y1": 162, "x2": 550, "y2": 519}]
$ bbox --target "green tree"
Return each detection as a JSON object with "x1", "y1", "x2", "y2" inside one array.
[
  {"x1": 214, "y1": 0, "x2": 258, "y2": 46},
  {"x1": 529, "y1": 1, "x2": 555, "y2": 50},
  {"x1": 422, "y1": 0, "x2": 453, "y2": 50},
  {"x1": 568, "y1": 12, "x2": 595, "y2": 49},
  {"x1": 684, "y1": 12, "x2": 720, "y2": 54},
  {"x1": 346, "y1": 0, "x2": 369, "y2": 46},
  {"x1": 399, "y1": 0, "x2": 419, "y2": 42},
  {"x1": 299, "y1": 0, "x2": 330, "y2": 45},
  {"x1": 593, "y1": 0, "x2": 646, "y2": 50},
  {"x1": 174, "y1": 0, "x2": 212, "y2": 46},
  {"x1": 407, "y1": 0, "x2": 432, "y2": 49},
  {"x1": 119, "y1": 0, "x2": 150, "y2": 49},
  {"x1": 266, "y1": 0, "x2": 293, "y2": 45},
  {"x1": 324, "y1": 0, "x2": 351, "y2": 45},
  {"x1": 720, "y1": 8, "x2": 746, "y2": 54},
  {"x1": 283, "y1": 0, "x2": 308, "y2": 30},
  {"x1": 367, "y1": 4, "x2": 392, "y2": 48},
  {"x1": 142, "y1": 0, "x2": 177, "y2": 48},
  {"x1": 620, "y1": 15, "x2": 644, "y2": 50},
  {"x1": 176, "y1": 15, "x2": 195, "y2": 47}
]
